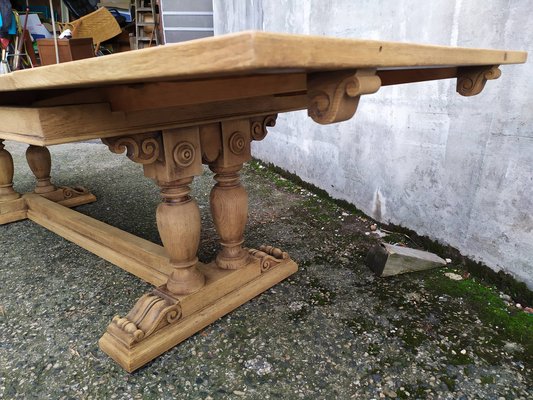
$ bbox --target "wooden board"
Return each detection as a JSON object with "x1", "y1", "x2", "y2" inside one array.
[
  {"x1": 25, "y1": 193, "x2": 172, "y2": 286},
  {"x1": 0, "y1": 31, "x2": 526, "y2": 93},
  {"x1": 0, "y1": 191, "x2": 96, "y2": 225},
  {"x1": 0, "y1": 196, "x2": 27, "y2": 224},
  {"x1": 0, "y1": 197, "x2": 26, "y2": 222},
  {"x1": 0, "y1": 95, "x2": 307, "y2": 146}
]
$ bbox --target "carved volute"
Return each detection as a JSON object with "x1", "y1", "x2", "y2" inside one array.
[
  {"x1": 307, "y1": 69, "x2": 381, "y2": 124},
  {"x1": 456, "y1": 65, "x2": 501, "y2": 97},
  {"x1": 249, "y1": 245, "x2": 290, "y2": 273},
  {"x1": 102, "y1": 132, "x2": 162, "y2": 164},
  {"x1": 250, "y1": 114, "x2": 278, "y2": 141},
  {"x1": 107, "y1": 289, "x2": 182, "y2": 347}
]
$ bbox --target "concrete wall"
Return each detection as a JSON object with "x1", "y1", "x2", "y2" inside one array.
[{"x1": 213, "y1": 0, "x2": 533, "y2": 288}]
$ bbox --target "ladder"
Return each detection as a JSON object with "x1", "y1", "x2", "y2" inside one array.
[{"x1": 134, "y1": 0, "x2": 159, "y2": 49}]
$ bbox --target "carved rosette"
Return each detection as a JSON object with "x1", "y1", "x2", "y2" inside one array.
[
  {"x1": 249, "y1": 245, "x2": 290, "y2": 272},
  {"x1": 457, "y1": 65, "x2": 501, "y2": 97},
  {"x1": 308, "y1": 69, "x2": 381, "y2": 124},
  {"x1": 229, "y1": 132, "x2": 246, "y2": 155},
  {"x1": 107, "y1": 291, "x2": 182, "y2": 347},
  {"x1": 251, "y1": 114, "x2": 278, "y2": 141},
  {"x1": 173, "y1": 142, "x2": 196, "y2": 167},
  {"x1": 103, "y1": 133, "x2": 161, "y2": 164}
]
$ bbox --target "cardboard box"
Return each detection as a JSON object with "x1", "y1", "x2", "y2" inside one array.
[{"x1": 37, "y1": 38, "x2": 94, "y2": 65}]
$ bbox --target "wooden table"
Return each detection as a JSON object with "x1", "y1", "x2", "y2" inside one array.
[{"x1": 0, "y1": 32, "x2": 526, "y2": 372}]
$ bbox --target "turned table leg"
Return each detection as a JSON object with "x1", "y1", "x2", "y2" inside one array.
[
  {"x1": 0, "y1": 140, "x2": 21, "y2": 202},
  {"x1": 26, "y1": 145, "x2": 56, "y2": 194},
  {"x1": 0, "y1": 140, "x2": 26, "y2": 224},
  {"x1": 1, "y1": 141, "x2": 95, "y2": 225},
  {"x1": 209, "y1": 164, "x2": 250, "y2": 269},
  {"x1": 157, "y1": 178, "x2": 205, "y2": 294},
  {"x1": 104, "y1": 129, "x2": 206, "y2": 294}
]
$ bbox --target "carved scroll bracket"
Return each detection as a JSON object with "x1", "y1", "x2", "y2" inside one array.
[
  {"x1": 249, "y1": 245, "x2": 290, "y2": 273},
  {"x1": 307, "y1": 69, "x2": 381, "y2": 124},
  {"x1": 251, "y1": 114, "x2": 278, "y2": 141},
  {"x1": 106, "y1": 287, "x2": 182, "y2": 348},
  {"x1": 104, "y1": 128, "x2": 203, "y2": 183},
  {"x1": 456, "y1": 65, "x2": 501, "y2": 97},
  {"x1": 38, "y1": 184, "x2": 96, "y2": 206},
  {"x1": 58, "y1": 185, "x2": 91, "y2": 199},
  {"x1": 103, "y1": 132, "x2": 162, "y2": 165}
]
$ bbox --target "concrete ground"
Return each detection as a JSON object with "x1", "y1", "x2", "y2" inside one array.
[{"x1": 0, "y1": 141, "x2": 531, "y2": 399}]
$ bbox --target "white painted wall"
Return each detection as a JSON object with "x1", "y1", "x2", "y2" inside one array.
[{"x1": 214, "y1": 0, "x2": 533, "y2": 288}]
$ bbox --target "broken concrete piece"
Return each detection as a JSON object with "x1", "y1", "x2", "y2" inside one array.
[
  {"x1": 444, "y1": 272, "x2": 463, "y2": 281},
  {"x1": 366, "y1": 243, "x2": 447, "y2": 277}
]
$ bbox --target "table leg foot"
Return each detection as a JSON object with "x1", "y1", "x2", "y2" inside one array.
[
  {"x1": 39, "y1": 185, "x2": 97, "y2": 207},
  {"x1": 99, "y1": 246, "x2": 297, "y2": 372}
]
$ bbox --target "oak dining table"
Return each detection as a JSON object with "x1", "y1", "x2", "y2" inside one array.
[{"x1": 0, "y1": 31, "x2": 526, "y2": 372}]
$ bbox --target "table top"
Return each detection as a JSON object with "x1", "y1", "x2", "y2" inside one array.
[
  {"x1": 0, "y1": 31, "x2": 527, "y2": 93},
  {"x1": 0, "y1": 31, "x2": 526, "y2": 146}
]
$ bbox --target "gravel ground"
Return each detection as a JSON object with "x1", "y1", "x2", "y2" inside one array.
[{"x1": 0, "y1": 141, "x2": 531, "y2": 399}]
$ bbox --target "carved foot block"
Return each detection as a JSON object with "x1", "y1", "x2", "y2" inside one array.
[
  {"x1": 40, "y1": 186, "x2": 97, "y2": 207},
  {"x1": 99, "y1": 247, "x2": 297, "y2": 372}
]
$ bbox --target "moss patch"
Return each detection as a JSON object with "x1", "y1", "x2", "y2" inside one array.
[
  {"x1": 252, "y1": 159, "x2": 533, "y2": 307},
  {"x1": 251, "y1": 157, "x2": 533, "y2": 375},
  {"x1": 425, "y1": 269, "x2": 533, "y2": 363},
  {"x1": 307, "y1": 277, "x2": 337, "y2": 306}
]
